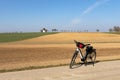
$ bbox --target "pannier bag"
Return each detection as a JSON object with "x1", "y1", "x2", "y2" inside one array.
[{"x1": 86, "y1": 46, "x2": 93, "y2": 52}]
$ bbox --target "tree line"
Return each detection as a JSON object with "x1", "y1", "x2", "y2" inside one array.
[{"x1": 109, "y1": 26, "x2": 120, "y2": 32}]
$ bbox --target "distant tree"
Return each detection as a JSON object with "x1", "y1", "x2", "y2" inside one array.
[
  {"x1": 96, "y1": 29, "x2": 100, "y2": 32},
  {"x1": 109, "y1": 28, "x2": 113, "y2": 32},
  {"x1": 52, "y1": 29, "x2": 58, "y2": 32},
  {"x1": 113, "y1": 26, "x2": 120, "y2": 32},
  {"x1": 109, "y1": 26, "x2": 120, "y2": 32}
]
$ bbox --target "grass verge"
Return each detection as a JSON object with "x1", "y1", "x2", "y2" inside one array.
[
  {"x1": 105, "y1": 32, "x2": 120, "y2": 35},
  {"x1": 0, "y1": 64, "x2": 68, "y2": 73}
]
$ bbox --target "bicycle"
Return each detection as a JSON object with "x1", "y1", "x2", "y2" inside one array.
[{"x1": 70, "y1": 40, "x2": 96, "y2": 69}]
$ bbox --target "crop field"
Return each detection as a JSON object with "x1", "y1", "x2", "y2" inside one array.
[
  {"x1": 0, "y1": 32, "x2": 57, "y2": 43},
  {"x1": 10, "y1": 32, "x2": 120, "y2": 44},
  {"x1": 0, "y1": 32, "x2": 120, "y2": 71}
]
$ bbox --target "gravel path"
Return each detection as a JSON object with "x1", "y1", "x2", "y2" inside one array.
[{"x1": 0, "y1": 60, "x2": 120, "y2": 80}]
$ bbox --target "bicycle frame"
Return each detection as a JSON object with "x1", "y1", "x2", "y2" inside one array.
[
  {"x1": 76, "y1": 48, "x2": 84, "y2": 59},
  {"x1": 70, "y1": 40, "x2": 96, "y2": 68},
  {"x1": 74, "y1": 40, "x2": 92, "y2": 61}
]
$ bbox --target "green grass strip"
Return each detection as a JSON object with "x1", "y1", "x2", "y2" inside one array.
[
  {"x1": 105, "y1": 32, "x2": 120, "y2": 35},
  {"x1": 0, "y1": 32, "x2": 58, "y2": 43}
]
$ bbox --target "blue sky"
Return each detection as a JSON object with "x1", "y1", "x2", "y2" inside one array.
[{"x1": 0, "y1": 0, "x2": 120, "y2": 32}]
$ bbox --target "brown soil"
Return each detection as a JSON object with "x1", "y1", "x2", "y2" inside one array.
[
  {"x1": 0, "y1": 32, "x2": 120, "y2": 70},
  {"x1": 0, "y1": 46, "x2": 120, "y2": 70}
]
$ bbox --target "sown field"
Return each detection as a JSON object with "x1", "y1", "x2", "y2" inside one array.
[
  {"x1": 10, "y1": 32, "x2": 120, "y2": 44},
  {"x1": 0, "y1": 32, "x2": 120, "y2": 72},
  {"x1": 0, "y1": 32, "x2": 57, "y2": 43}
]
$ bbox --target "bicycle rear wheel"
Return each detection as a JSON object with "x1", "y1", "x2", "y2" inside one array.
[
  {"x1": 69, "y1": 51, "x2": 78, "y2": 69},
  {"x1": 86, "y1": 50, "x2": 96, "y2": 65}
]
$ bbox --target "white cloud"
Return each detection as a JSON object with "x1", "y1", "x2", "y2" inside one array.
[
  {"x1": 71, "y1": 0, "x2": 111, "y2": 25},
  {"x1": 80, "y1": 0, "x2": 111, "y2": 17}
]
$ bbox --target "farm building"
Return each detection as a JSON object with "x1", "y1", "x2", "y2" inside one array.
[{"x1": 41, "y1": 28, "x2": 48, "y2": 33}]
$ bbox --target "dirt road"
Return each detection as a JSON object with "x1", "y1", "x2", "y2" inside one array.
[{"x1": 0, "y1": 60, "x2": 120, "y2": 80}]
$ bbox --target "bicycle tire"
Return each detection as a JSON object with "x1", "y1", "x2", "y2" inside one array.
[
  {"x1": 69, "y1": 51, "x2": 78, "y2": 69},
  {"x1": 86, "y1": 50, "x2": 96, "y2": 65}
]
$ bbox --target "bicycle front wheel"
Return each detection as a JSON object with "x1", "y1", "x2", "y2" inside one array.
[{"x1": 69, "y1": 50, "x2": 78, "y2": 69}]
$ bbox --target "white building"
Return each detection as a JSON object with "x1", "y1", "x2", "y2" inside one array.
[{"x1": 41, "y1": 28, "x2": 48, "y2": 33}]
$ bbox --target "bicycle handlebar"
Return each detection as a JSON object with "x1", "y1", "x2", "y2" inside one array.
[
  {"x1": 74, "y1": 40, "x2": 77, "y2": 44},
  {"x1": 74, "y1": 40, "x2": 91, "y2": 47}
]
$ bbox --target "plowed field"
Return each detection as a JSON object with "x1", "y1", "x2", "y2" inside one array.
[{"x1": 0, "y1": 32, "x2": 120, "y2": 70}]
